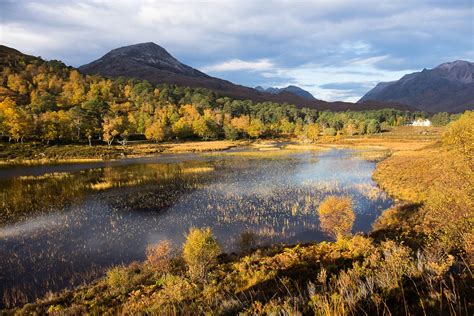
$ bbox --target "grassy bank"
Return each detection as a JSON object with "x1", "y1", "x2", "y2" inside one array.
[{"x1": 0, "y1": 140, "x2": 244, "y2": 165}]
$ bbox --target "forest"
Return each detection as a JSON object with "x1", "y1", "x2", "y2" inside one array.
[{"x1": 0, "y1": 52, "x2": 457, "y2": 146}]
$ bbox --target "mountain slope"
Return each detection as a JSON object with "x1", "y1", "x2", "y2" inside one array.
[
  {"x1": 358, "y1": 60, "x2": 474, "y2": 112},
  {"x1": 255, "y1": 85, "x2": 315, "y2": 100},
  {"x1": 79, "y1": 43, "x2": 413, "y2": 111}
]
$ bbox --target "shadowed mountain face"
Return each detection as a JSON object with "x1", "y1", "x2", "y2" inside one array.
[
  {"x1": 78, "y1": 42, "x2": 414, "y2": 111},
  {"x1": 255, "y1": 85, "x2": 315, "y2": 100},
  {"x1": 79, "y1": 42, "x2": 208, "y2": 79},
  {"x1": 359, "y1": 60, "x2": 474, "y2": 113}
]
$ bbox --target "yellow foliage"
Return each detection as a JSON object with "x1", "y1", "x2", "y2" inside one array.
[
  {"x1": 318, "y1": 196, "x2": 355, "y2": 239},
  {"x1": 182, "y1": 227, "x2": 221, "y2": 281}
]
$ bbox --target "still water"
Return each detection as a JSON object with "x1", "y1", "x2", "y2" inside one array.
[{"x1": 0, "y1": 148, "x2": 392, "y2": 307}]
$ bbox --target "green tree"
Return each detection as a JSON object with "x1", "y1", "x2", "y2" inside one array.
[
  {"x1": 192, "y1": 117, "x2": 218, "y2": 140},
  {"x1": 323, "y1": 127, "x2": 336, "y2": 136},
  {"x1": 431, "y1": 112, "x2": 450, "y2": 126},
  {"x1": 223, "y1": 123, "x2": 240, "y2": 140},
  {"x1": 366, "y1": 119, "x2": 381, "y2": 134}
]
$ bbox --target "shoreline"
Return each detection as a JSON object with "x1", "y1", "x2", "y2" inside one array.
[{"x1": 0, "y1": 128, "x2": 439, "y2": 167}]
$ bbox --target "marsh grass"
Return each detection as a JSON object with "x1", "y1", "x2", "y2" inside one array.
[{"x1": 0, "y1": 140, "x2": 243, "y2": 166}]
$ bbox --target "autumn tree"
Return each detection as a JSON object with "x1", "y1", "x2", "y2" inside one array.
[
  {"x1": 0, "y1": 97, "x2": 28, "y2": 142},
  {"x1": 61, "y1": 70, "x2": 85, "y2": 105},
  {"x1": 145, "y1": 120, "x2": 166, "y2": 142},
  {"x1": 103, "y1": 116, "x2": 126, "y2": 146},
  {"x1": 345, "y1": 119, "x2": 357, "y2": 136},
  {"x1": 7, "y1": 74, "x2": 29, "y2": 94},
  {"x1": 247, "y1": 118, "x2": 265, "y2": 138},
  {"x1": 182, "y1": 227, "x2": 221, "y2": 281},
  {"x1": 443, "y1": 111, "x2": 473, "y2": 164},
  {"x1": 279, "y1": 118, "x2": 295, "y2": 134},
  {"x1": 305, "y1": 123, "x2": 320, "y2": 142},
  {"x1": 172, "y1": 118, "x2": 193, "y2": 139},
  {"x1": 318, "y1": 196, "x2": 355, "y2": 239}
]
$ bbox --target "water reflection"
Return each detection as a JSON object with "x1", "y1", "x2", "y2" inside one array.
[{"x1": 0, "y1": 149, "x2": 392, "y2": 308}]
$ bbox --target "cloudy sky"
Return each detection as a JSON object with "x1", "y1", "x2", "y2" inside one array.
[{"x1": 1, "y1": 0, "x2": 473, "y2": 102}]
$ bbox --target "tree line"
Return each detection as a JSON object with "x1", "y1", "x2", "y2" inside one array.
[{"x1": 0, "y1": 53, "x2": 432, "y2": 145}]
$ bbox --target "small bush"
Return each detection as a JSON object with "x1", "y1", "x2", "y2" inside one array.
[
  {"x1": 146, "y1": 239, "x2": 173, "y2": 273},
  {"x1": 106, "y1": 266, "x2": 130, "y2": 294},
  {"x1": 318, "y1": 196, "x2": 355, "y2": 239}
]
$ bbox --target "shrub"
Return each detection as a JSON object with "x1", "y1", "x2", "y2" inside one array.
[
  {"x1": 106, "y1": 266, "x2": 130, "y2": 294},
  {"x1": 318, "y1": 196, "x2": 355, "y2": 239},
  {"x1": 182, "y1": 227, "x2": 221, "y2": 281},
  {"x1": 443, "y1": 111, "x2": 473, "y2": 164},
  {"x1": 146, "y1": 239, "x2": 173, "y2": 273}
]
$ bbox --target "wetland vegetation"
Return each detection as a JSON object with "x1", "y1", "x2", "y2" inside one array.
[{"x1": 0, "y1": 146, "x2": 393, "y2": 308}]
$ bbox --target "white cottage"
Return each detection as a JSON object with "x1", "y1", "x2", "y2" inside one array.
[{"x1": 411, "y1": 118, "x2": 432, "y2": 127}]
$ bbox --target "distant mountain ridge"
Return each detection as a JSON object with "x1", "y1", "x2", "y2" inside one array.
[
  {"x1": 359, "y1": 60, "x2": 474, "y2": 112},
  {"x1": 255, "y1": 85, "x2": 315, "y2": 100},
  {"x1": 78, "y1": 42, "x2": 414, "y2": 111}
]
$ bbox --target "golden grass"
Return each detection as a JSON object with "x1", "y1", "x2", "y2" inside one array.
[
  {"x1": 284, "y1": 144, "x2": 328, "y2": 151},
  {"x1": 0, "y1": 157, "x2": 105, "y2": 166},
  {"x1": 18, "y1": 172, "x2": 71, "y2": 180},
  {"x1": 334, "y1": 126, "x2": 444, "y2": 152},
  {"x1": 354, "y1": 149, "x2": 392, "y2": 162},
  {"x1": 372, "y1": 147, "x2": 452, "y2": 203},
  {"x1": 162, "y1": 140, "x2": 245, "y2": 153},
  {"x1": 207, "y1": 148, "x2": 307, "y2": 158},
  {"x1": 181, "y1": 167, "x2": 215, "y2": 174}
]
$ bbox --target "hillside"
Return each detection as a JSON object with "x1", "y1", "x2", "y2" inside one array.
[
  {"x1": 359, "y1": 60, "x2": 474, "y2": 112},
  {"x1": 255, "y1": 85, "x2": 315, "y2": 100},
  {"x1": 79, "y1": 43, "x2": 413, "y2": 111}
]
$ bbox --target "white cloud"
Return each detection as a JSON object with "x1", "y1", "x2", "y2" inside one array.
[
  {"x1": 1, "y1": 0, "x2": 471, "y2": 102},
  {"x1": 202, "y1": 59, "x2": 274, "y2": 72},
  {"x1": 247, "y1": 56, "x2": 416, "y2": 102}
]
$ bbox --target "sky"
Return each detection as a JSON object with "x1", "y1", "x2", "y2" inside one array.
[{"x1": 1, "y1": 0, "x2": 473, "y2": 102}]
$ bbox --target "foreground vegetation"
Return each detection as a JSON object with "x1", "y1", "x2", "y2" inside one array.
[{"x1": 6, "y1": 112, "x2": 472, "y2": 315}]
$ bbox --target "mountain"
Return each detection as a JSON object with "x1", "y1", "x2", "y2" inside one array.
[
  {"x1": 79, "y1": 42, "x2": 413, "y2": 111},
  {"x1": 358, "y1": 60, "x2": 474, "y2": 112},
  {"x1": 255, "y1": 85, "x2": 315, "y2": 100}
]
